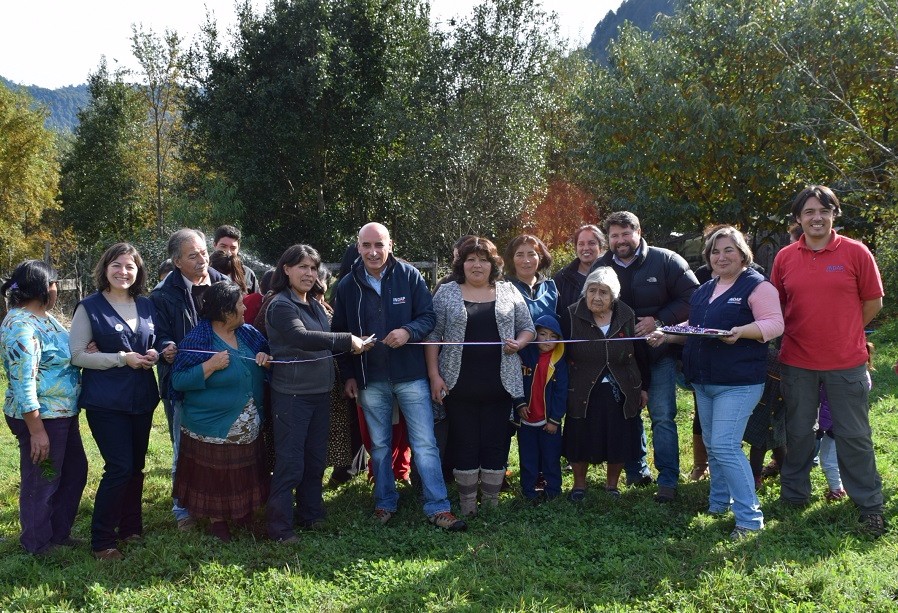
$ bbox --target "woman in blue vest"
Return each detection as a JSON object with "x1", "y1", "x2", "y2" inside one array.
[
  {"x1": 69, "y1": 243, "x2": 161, "y2": 560},
  {"x1": 648, "y1": 227, "x2": 783, "y2": 540},
  {"x1": 503, "y1": 234, "x2": 558, "y2": 322}
]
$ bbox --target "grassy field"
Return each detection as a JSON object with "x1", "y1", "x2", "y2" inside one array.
[{"x1": 2, "y1": 322, "x2": 898, "y2": 611}]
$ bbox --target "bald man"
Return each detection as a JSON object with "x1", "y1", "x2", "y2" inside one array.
[{"x1": 332, "y1": 223, "x2": 466, "y2": 531}]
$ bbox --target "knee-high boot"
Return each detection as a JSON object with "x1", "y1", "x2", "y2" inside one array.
[
  {"x1": 453, "y1": 468, "x2": 480, "y2": 516},
  {"x1": 479, "y1": 468, "x2": 506, "y2": 508}
]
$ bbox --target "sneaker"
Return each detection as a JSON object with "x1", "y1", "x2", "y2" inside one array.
[
  {"x1": 177, "y1": 517, "x2": 196, "y2": 531},
  {"x1": 627, "y1": 475, "x2": 654, "y2": 488},
  {"x1": 93, "y1": 548, "x2": 125, "y2": 560},
  {"x1": 275, "y1": 534, "x2": 300, "y2": 544},
  {"x1": 428, "y1": 511, "x2": 467, "y2": 532},
  {"x1": 730, "y1": 526, "x2": 759, "y2": 541},
  {"x1": 534, "y1": 473, "x2": 547, "y2": 491},
  {"x1": 373, "y1": 509, "x2": 394, "y2": 525},
  {"x1": 824, "y1": 489, "x2": 847, "y2": 502},
  {"x1": 859, "y1": 513, "x2": 886, "y2": 538},
  {"x1": 654, "y1": 485, "x2": 676, "y2": 504}
]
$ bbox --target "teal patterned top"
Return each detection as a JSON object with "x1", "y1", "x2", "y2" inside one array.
[{"x1": 1, "y1": 308, "x2": 80, "y2": 419}]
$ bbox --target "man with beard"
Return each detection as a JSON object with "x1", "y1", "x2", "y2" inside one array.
[{"x1": 591, "y1": 211, "x2": 698, "y2": 502}]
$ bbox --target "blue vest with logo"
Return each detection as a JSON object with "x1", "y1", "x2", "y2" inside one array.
[
  {"x1": 682, "y1": 268, "x2": 768, "y2": 386},
  {"x1": 77, "y1": 292, "x2": 160, "y2": 413}
]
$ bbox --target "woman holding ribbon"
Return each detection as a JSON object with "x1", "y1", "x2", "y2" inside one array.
[
  {"x1": 563, "y1": 266, "x2": 649, "y2": 501},
  {"x1": 171, "y1": 280, "x2": 272, "y2": 542},
  {"x1": 426, "y1": 237, "x2": 535, "y2": 515},
  {"x1": 264, "y1": 244, "x2": 368, "y2": 543},
  {"x1": 648, "y1": 226, "x2": 782, "y2": 539},
  {"x1": 69, "y1": 243, "x2": 161, "y2": 559}
]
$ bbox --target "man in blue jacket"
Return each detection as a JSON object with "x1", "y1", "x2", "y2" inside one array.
[{"x1": 333, "y1": 222, "x2": 466, "y2": 531}]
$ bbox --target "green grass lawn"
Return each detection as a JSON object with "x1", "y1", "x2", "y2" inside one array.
[{"x1": 2, "y1": 322, "x2": 898, "y2": 611}]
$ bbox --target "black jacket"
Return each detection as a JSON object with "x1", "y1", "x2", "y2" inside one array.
[
  {"x1": 149, "y1": 268, "x2": 227, "y2": 398},
  {"x1": 552, "y1": 258, "x2": 588, "y2": 318}
]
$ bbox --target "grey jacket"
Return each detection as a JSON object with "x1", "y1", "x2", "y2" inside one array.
[
  {"x1": 427, "y1": 281, "x2": 535, "y2": 398},
  {"x1": 266, "y1": 290, "x2": 352, "y2": 395}
]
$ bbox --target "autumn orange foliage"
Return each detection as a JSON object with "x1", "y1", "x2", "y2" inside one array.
[{"x1": 521, "y1": 180, "x2": 602, "y2": 249}]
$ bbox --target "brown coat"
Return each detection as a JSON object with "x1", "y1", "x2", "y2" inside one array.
[{"x1": 564, "y1": 298, "x2": 650, "y2": 419}]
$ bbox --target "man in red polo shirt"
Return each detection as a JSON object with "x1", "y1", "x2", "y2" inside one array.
[{"x1": 770, "y1": 185, "x2": 885, "y2": 537}]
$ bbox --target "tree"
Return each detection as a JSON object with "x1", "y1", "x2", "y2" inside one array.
[
  {"x1": 131, "y1": 25, "x2": 186, "y2": 235},
  {"x1": 60, "y1": 60, "x2": 153, "y2": 251},
  {"x1": 0, "y1": 81, "x2": 61, "y2": 269}
]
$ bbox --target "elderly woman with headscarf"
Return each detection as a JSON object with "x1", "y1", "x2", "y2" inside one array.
[{"x1": 562, "y1": 266, "x2": 650, "y2": 501}]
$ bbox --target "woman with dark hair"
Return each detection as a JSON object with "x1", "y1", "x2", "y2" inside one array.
[
  {"x1": 648, "y1": 226, "x2": 783, "y2": 539},
  {"x1": 553, "y1": 225, "x2": 607, "y2": 316},
  {"x1": 426, "y1": 237, "x2": 535, "y2": 516},
  {"x1": 69, "y1": 243, "x2": 161, "y2": 560},
  {"x1": 171, "y1": 281, "x2": 272, "y2": 542},
  {"x1": 265, "y1": 244, "x2": 369, "y2": 542},
  {"x1": 504, "y1": 234, "x2": 558, "y2": 322},
  {"x1": 1, "y1": 260, "x2": 87, "y2": 555}
]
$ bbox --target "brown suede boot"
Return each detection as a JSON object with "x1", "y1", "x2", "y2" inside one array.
[
  {"x1": 689, "y1": 434, "x2": 709, "y2": 481},
  {"x1": 453, "y1": 468, "x2": 480, "y2": 516}
]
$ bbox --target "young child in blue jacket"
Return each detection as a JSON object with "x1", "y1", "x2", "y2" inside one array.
[{"x1": 516, "y1": 314, "x2": 568, "y2": 501}]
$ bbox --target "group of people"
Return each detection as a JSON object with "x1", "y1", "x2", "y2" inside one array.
[{"x1": 1, "y1": 184, "x2": 888, "y2": 558}]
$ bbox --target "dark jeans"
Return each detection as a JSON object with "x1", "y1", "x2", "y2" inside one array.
[
  {"x1": 266, "y1": 391, "x2": 330, "y2": 540},
  {"x1": 85, "y1": 410, "x2": 153, "y2": 551},
  {"x1": 518, "y1": 424, "x2": 562, "y2": 498},
  {"x1": 6, "y1": 414, "x2": 88, "y2": 554}
]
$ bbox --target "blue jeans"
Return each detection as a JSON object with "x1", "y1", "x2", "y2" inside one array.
[
  {"x1": 693, "y1": 382, "x2": 765, "y2": 530},
  {"x1": 358, "y1": 379, "x2": 450, "y2": 516},
  {"x1": 171, "y1": 400, "x2": 190, "y2": 522},
  {"x1": 626, "y1": 357, "x2": 679, "y2": 488}
]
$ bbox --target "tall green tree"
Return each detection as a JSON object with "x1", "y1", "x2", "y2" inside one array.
[
  {"x1": 0, "y1": 82, "x2": 61, "y2": 268},
  {"x1": 60, "y1": 60, "x2": 153, "y2": 250},
  {"x1": 131, "y1": 25, "x2": 186, "y2": 235}
]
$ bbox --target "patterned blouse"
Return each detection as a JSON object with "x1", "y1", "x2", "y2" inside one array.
[
  {"x1": 1, "y1": 308, "x2": 80, "y2": 419},
  {"x1": 427, "y1": 281, "x2": 535, "y2": 399}
]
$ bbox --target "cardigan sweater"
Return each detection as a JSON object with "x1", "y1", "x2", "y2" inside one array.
[
  {"x1": 564, "y1": 298, "x2": 650, "y2": 420},
  {"x1": 427, "y1": 281, "x2": 535, "y2": 399}
]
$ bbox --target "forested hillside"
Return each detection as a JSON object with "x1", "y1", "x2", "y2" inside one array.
[
  {"x1": 0, "y1": 76, "x2": 88, "y2": 133},
  {"x1": 587, "y1": 0, "x2": 677, "y2": 64}
]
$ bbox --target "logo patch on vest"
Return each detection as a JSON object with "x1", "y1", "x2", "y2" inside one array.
[
  {"x1": 646, "y1": 276, "x2": 658, "y2": 283},
  {"x1": 826, "y1": 265, "x2": 845, "y2": 272},
  {"x1": 393, "y1": 296, "x2": 406, "y2": 305},
  {"x1": 727, "y1": 297, "x2": 743, "y2": 304}
]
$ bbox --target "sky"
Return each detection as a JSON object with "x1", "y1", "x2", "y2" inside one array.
[{"x1": 0, "y1": 0, "x2": 624, "y2": 89}]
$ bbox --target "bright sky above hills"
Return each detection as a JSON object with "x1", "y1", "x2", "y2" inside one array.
[{"x1": 1, "y1": 0, "x2": 624, "y2": 89}]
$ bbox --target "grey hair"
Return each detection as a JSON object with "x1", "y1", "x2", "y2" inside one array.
[
  {"x1": 582, "y1": 266, "x2": 621, "y2": 302},
  {"x1": 168, "y1": 228, "x2": 206, "y2": 261}
]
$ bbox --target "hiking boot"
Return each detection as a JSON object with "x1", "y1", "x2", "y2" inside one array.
[
  {"x1": 859, "y1": 513, "x2": 886, "y2": 538},
  {"x1": 93, "y1": 548, "x2": 124, "y2": 560},
  {"x1": 177, "y1": 516, "x2": 196, "y2": 531},
  {"x1": 730, "y1": 526, "x2": 759, "y2": 541},
  {"x1": 372, "y1": 509, "x2": 394, "y2": 525},
  {"x1": 654, "y1": 485, "x2": 676, "y2": 504},
  {"x1": 429, "y1": 511, "x2": 467, "y2": 532}
]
